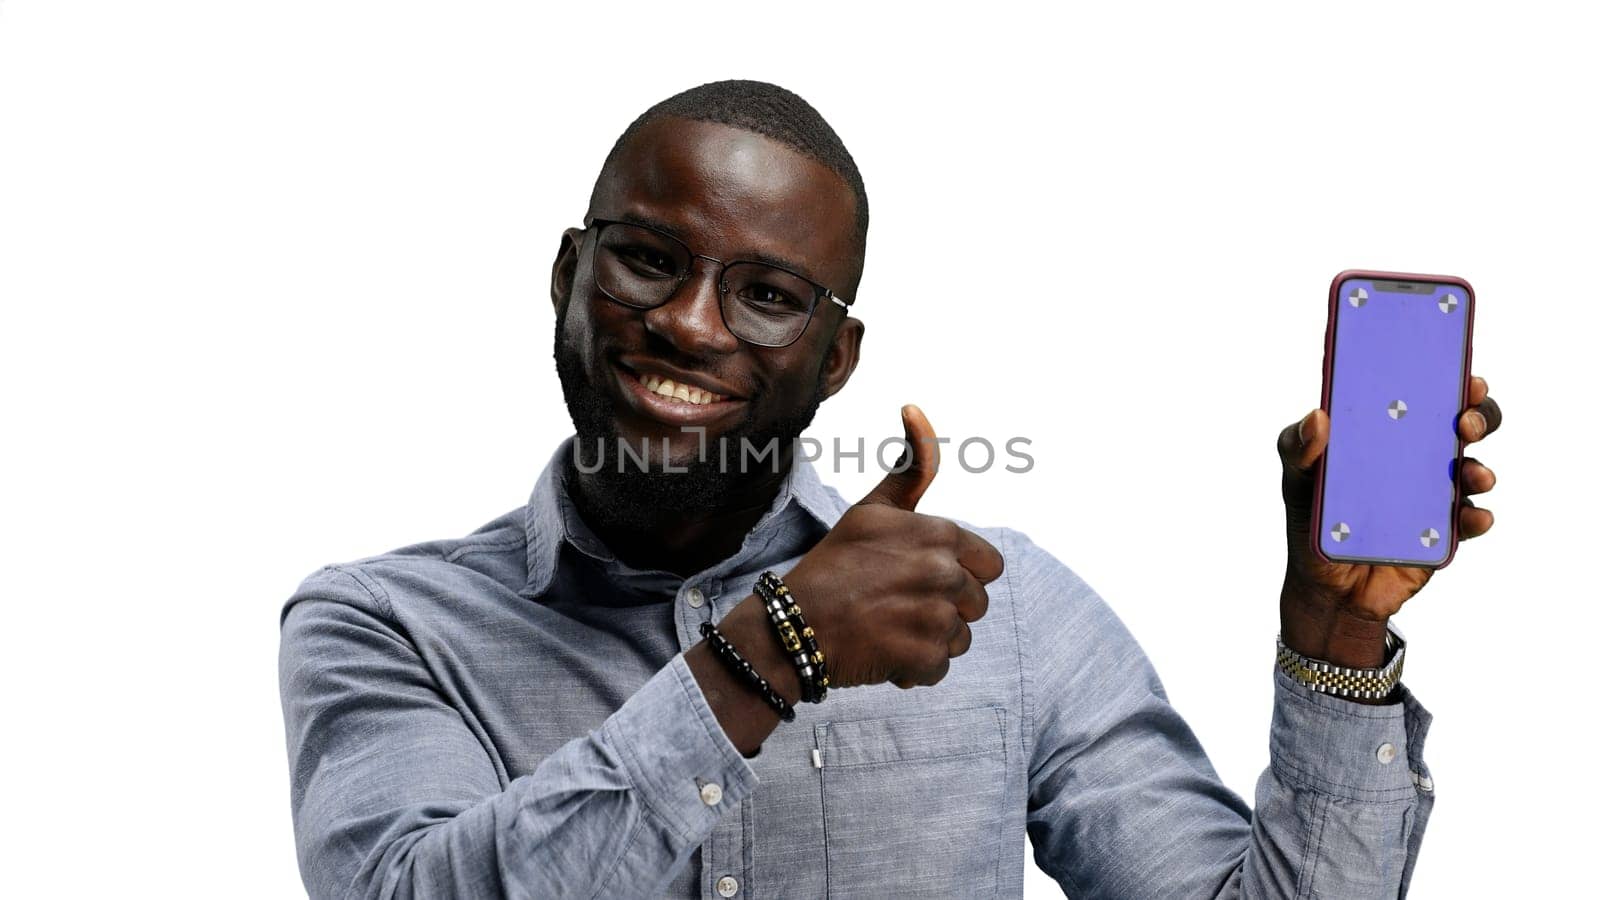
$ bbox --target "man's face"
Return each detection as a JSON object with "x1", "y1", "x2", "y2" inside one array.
[{"x1": 550, "y1": 117, "x2": 864, "y2": 518}]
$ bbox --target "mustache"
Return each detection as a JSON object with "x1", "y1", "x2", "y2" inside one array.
[{"x1": 610, "y1": 343, "x2": 757, "y2": 400}]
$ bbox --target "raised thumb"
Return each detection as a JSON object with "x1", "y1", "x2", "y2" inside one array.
[{"x1": 858, "y1": 404, "x2": 940, "y2": 511}]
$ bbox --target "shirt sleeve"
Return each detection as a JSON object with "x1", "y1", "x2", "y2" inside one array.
[
  {"x1": 278, "y1": 566, "x2": 758, "y2": 900},
  {"x1": 1007, "y1": 529, "x2": 1435, "y2": 899}
]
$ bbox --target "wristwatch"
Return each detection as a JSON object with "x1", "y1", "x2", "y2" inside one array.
[{"x1": 1275, "y1": 626, "x2": 1406, "y2": 700}]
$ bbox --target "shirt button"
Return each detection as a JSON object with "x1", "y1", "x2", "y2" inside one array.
[
  {"x1": 715, "y1": 875, "x2": 739, "y2": 897},
  {"x1": 1376, "y1": 742, "x2": 1397, "y2": 765},
  {"x1": 686, "y1": 587, "x2": 706, "y2": 608},
  {"x1": 699, "y1": 781, "x2": 723, "y2": 806}
]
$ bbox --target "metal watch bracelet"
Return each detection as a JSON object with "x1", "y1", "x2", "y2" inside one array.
[{"x1": 1275, "y1": 628, "x2": 1406, "y2": 700}]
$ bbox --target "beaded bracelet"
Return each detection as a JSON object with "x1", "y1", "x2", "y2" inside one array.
[
  {"x1": 755, "y1": 570, "x2": 829, "y2": 704},
  {"x1": 699, "y1": 620, "x2": 796, "y2": 722},
  {"x1": 755, "y1": 571, "x2": 828, "y2": 703}
]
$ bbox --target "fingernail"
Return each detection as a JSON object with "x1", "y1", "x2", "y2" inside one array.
[
  {"x1": 1298, "y1": 411, "x2": 1314, "y2": 446},
  {"x1": 1470, "y1": 411, "x2": 1487, "y2": 436}
]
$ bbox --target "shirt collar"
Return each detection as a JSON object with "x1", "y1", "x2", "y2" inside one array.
[{"x1": 523, "y1": 435, "x2": 847, "y2": 598}]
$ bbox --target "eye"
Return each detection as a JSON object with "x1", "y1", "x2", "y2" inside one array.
[
  {"x1": 738, "y1": 282, "x2": 807, "y2": 312},
  {"x1": 615, "y1": 244, "x2": 678, "y2": 277}
]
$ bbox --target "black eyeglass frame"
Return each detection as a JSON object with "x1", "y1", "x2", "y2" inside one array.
[{"x1": 580, "y1": 216, "x2": 854, "y2": 349}]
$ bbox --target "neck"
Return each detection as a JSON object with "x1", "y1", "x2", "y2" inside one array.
[{"x1": 566, "y1": 451, "x2": 793, "y2": 577}]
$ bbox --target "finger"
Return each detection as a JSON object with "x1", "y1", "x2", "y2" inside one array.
[
  {"x1": 948, "y1": 619, "x2": 974, "y2": 658},
  {"x1": 952, "y1": 571, "x2": 991, "y2": 624},
  {"x1": 955, "y1": 527, "x2": 1005, "y2": 584},
  {"x1": 1458, "y1": 396, "x2": 1503, "y2": 444},
  {"x1": 858, "y1": 404, "x2": 940, "y2": 511},
  {"x1": 1281, "y1": 408, "x2": 1325, "y2": 473},
  {"x1": 1455, "y1": 456, "x2": 1496, "y2": 496},
  {"x1": 919, "y1": 653, "x2": 951, "y2": 687},
  {"x1": 1459, "y1": 496, "x2": 1495, "y2": 539},
  {"x1": 895, "y1": 649, "x2": 951, "y2": 689},
  {"x1": 1469, "y1": 375, "x2": 1489, "y2": 407},
  {"x1": 1479, "y1": 395, "x2": 1503, "y2": 438},
  {"x1": 1278, "y1": 408, "x2": 1325, "y2": 507}
]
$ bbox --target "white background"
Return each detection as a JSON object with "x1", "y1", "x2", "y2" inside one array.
[{"x1": 1, "y1": 1, "x2": 1590, "y2": 896}]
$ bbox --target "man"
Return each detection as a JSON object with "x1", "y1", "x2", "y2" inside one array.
[{"x1": 279, "y1": 79, "x2": 1503, "y2": 898}]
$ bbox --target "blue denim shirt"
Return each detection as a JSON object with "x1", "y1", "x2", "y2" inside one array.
[{"x1": 279, "y1": 436, "x2": 1435, "y2": 899}]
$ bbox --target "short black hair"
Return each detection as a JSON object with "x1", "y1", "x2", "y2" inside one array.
[{"x1": 590, "y1": 79, "x2": 869, "y2": 260}]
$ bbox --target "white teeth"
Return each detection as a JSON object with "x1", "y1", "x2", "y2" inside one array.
[{"x1": 634, "y1": 370, "x2": 726, "y2": 405}]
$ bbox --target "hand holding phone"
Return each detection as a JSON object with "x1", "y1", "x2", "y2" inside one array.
[{"x1": 1277, "y1": 273, "x2": 1499, "y2": 667}]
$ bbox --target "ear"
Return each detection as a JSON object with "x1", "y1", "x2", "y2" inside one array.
[
  {"x1": 819, "y1": 315, "x2": 864, "y2": 400},
  {"x1": 550, "y1": 227, "x2": 584, "y2": 313}
]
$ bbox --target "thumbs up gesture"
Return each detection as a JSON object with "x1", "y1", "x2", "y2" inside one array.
[{"x1": 783, "y1": 405, "x2": 1006, "y2": 690}]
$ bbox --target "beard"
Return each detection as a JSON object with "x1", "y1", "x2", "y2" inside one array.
[{"x1": 552, "y1": 300, "x2": 827, "y2": 533}]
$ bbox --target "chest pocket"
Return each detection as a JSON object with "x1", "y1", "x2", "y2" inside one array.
[{"x1": 814, "y1": 705, "x2": 1008, "y2": 899}]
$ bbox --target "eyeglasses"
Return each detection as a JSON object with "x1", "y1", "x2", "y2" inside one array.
[{"x1": 582, "y1": 216, "x2": 853, "y2": 349}]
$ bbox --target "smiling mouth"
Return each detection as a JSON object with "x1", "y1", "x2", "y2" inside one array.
[
  {"x1": 610, "y1": 362, "x2": 750, "y2": 428},
  {"x1": 627, "y1": 368, "x2": 732, "y2": 407}
]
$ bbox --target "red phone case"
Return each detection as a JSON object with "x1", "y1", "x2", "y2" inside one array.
[{"x1": 1311, "y1": 269, "x2": 1476, "y2": 569}]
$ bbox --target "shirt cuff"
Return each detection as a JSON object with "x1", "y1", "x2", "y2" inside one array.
[
  {"x1": 601, "y1": 652, "x2": 761, "y2": 841},
  {"x1": 1268, "y1": 666, "x2": 1434, "y2": 803}
]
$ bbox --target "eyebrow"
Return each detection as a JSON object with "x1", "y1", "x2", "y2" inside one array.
[{"x1": 617, "y1": 211, "x2": 824, "y2": 285}]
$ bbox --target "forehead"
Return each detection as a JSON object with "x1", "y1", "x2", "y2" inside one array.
[{"x1": 591, "y1": 117, "x2": 860, "y2": 287}]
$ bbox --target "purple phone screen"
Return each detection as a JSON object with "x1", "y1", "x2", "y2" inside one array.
[{"x1": 1318, "y1": 277, "x2": 1472, "y2": 566}]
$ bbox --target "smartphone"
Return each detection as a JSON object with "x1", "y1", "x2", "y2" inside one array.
[{"x1": 1311, "y1": 270, "x2": 1476, "y2": 568}]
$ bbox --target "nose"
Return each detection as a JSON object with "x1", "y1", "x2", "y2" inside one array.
[{"x1": 641, "y1": 257, "x2": 742, "y2": 356}]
